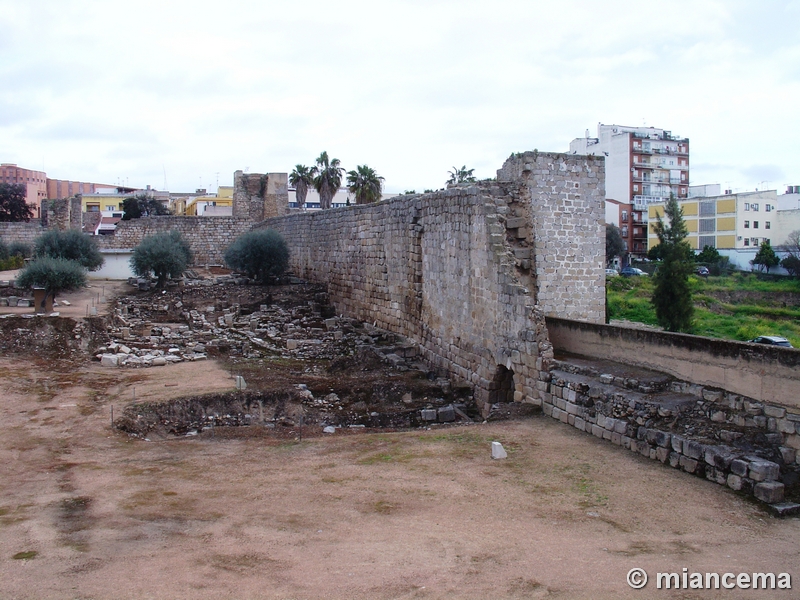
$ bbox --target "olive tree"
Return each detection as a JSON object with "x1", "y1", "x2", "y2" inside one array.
[
  {"x1": 130, "y1": 231, "x2": 192, "y2": 287},
  {"x1": 17, "y1": 257, "x2": 87, "y2": 310},
  {"x1": 224, "y1": 229, "x2": 289, "y2": 282},
  {"x1": 34, "y1": 229, "x2": 104, "y2": 271}
]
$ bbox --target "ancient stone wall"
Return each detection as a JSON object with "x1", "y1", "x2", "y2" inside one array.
[
  {"x1": 497, "y1": 152, "x2": 606, "y2": 323},
  {"x1": 260, "y1": 152, "x2": 606, "y2": 414},
  {"x1": 95, "y1": 216, "x2": 253, "y2": 266},
  {"x1": 233, "y1": 171, "x2": 288, "y2": 221},
  {"x1": 0, "y1": 220, "x2": 45, "y2": 247}
]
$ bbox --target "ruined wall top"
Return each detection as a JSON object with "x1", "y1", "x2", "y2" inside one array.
[{"x1": 233, "y1": 171, "x2": 289, "y2": 221}]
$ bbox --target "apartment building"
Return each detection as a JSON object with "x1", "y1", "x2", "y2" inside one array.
[
  {"x1": 0, "y1": 163, "x2": 48, "y2": 217},
  {"x1": 606, "y1": 198, "x2": 648, "y2": 259},
  {"x1": 647, "y1": 190, "x2": 800, "y2": 270},
  {"x1": 1, "y1": 162, "x2": 113, "y2": 218},
  {"x1": 570, "y1": 123, "x2": 690, "y2": 206}
]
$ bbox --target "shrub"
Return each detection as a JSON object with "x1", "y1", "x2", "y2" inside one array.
[
  {"x1": 130, "y1": 231, "x2": 192, "y2": 287},
  {"x1": 16, "y1": 257, "x2": 87, "y2": 309},
  {"x1": 8, "y1": 242, "x2": 31, "y2": 258},
  {"x1": 224, "y1": 229, "x2": 289, "y2": 282},
  {"x1": 35, "y1": 229, "x2": 104, "y2": 271}
]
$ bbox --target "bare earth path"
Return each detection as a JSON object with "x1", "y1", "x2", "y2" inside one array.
[{"x1": 0, "y1": 356, "x2": 798, "y2": 599}]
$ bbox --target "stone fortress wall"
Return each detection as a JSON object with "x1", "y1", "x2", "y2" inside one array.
[{"x1": 260, "y1": 152, "x2": 607, "y2": 414}]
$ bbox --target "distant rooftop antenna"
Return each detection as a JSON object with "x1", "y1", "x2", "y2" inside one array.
[{"x1": 162, "y1": 165, "x2": 168, "y2": 191}]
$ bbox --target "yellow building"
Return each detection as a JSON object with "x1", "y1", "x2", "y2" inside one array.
[
  {"x1": 184, "y1": 186, "x2": 233, "y2": 216},
  {"x1": 647, "y1": 190, "x2": 786, "y2": 270}
]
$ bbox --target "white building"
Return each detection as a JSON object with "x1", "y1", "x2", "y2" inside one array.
[{"x1": 569, "y1": 123, "x2": 690, "y2": 208}]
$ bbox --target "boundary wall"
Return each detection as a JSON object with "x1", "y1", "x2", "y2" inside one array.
[
  {"x1": 261, "y1": 152, "x2": 606, "y2": 414},
  {"x1": 0, "y1": 220, "x2": 44, "y2": 247},
  {"x1": 95, "y1": 216, "x2": 254, "y2": 266},
  {"x1": 546, "y1": 317, "x2": 800, "y2": 410}
]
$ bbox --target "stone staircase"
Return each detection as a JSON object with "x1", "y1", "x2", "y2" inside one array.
[{"x1": 542, "y1": 352, "x2": 800, "y2": 516}]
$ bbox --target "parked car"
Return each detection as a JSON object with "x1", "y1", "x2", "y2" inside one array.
[
  {"x1": 605, "y1": 268, "x2": 618, "y2": 277},
  {"x1": 696, "y1": 266, "x2": 710, "y2": 277},
  {"x1": 620, "y1": 267, "x2": 647, "y2": 277},
  {"x1": 748, "y1": 336, "x2": 793, "y2": 348}
]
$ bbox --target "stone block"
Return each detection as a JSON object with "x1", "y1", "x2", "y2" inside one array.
[
  {"x1": 727, "y1": 474, "x2": 743, "y2": 491},
  {"x1": 680, "y1": 456, "x2": 699, "y2": 474},
  {"x1": 591, "y1": 424, "x2": 603, "y2": 438},
  {"x1": 656, "y1": 447, "x2": 670, "y2": 463},
  {"x1": 671, "y1": 435, "x2": 684, "y2": 454},
  {"x1": 754, "y1": 481, "x2": 785, "y2": 504},
  {"x1": 668, "y1": 452, "x2": 680, "y2": 468},
  {"x1": 684, "y1": 440, "x2": 704, "y2": 460},
  {"x1": 764, "y1": 406, "x2": 787, "y2": 419},
  {"x1": 611, "y1": 432, "x2": 622, "y2": 446},
  {"x1": 729, "y1": 459, "x2": 749, "y2": 477},
  {"x1": 622, "y1": 436, "x2": 631, "y2": 449},
  {"x1": 491, "y1": 442, "x2": 508, "y2": 460},
  {"x1": 779, "y1": 446, "x2": 796, "y2": 464},
  {"x1": 574, "y1": 417, "x2": 586, "y2": 432},
  {"x1": 613, "y1": 419, "x2": 627, "y2": 435},
  {"x1": 437, "y1": 405, "x2": 456, "y2": 422},
  {"x1": 100, "y1": 354, "x2": 118, "y2": 367},
  {"x1": 420, "y1": 409, "x2": 437, "y2": 422},
  {"x1": 749, "y1": 459, "x2": 780, "y2": 482},
  {"x1": 778, "y1": 419, "x2": 796, "y2": 434}
]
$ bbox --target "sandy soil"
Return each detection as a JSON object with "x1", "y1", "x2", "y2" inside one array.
[
  {"x1": 0, "y1": 354, "x2": 798, "y2": 600},
  {"x1": 0, "y1": 271, "x2": 131, "y2": 320}
]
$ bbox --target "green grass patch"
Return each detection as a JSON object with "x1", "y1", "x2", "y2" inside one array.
[
  {"x1": 12, "y1": 550, "x2": 37, "y2": 560},
  {"x1": 607, "y1": 274, "x2": 800, "y2": 346}
]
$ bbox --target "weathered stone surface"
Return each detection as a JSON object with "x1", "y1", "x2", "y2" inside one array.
[
  {"x1": 754, "y1": 481, "x2": 785, "y2": 504},
  {"x1": 748, "y1": 459, "x2": 780, "y2": 482},
  {"x1": 491, "y1": 442, "x2": 508, "y2": 459}
]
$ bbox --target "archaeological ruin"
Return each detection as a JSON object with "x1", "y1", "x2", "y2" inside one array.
[{"x1": 2, "y1": 150, "x2": 799, "y2": 510}]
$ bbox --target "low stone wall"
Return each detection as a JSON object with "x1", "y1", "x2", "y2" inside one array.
[
  {"x1": 546, "y1": 317, "x2": 800, "y2": 410},
  {"x1": 95, "y1": 216, "x2": 253, "y2": 266},
  {"x1": 0, "y1": 220, "x2": 45, "y2": 247},
  {"x1": 543, "y1": 363, "x2": 799, "y2": 507}
]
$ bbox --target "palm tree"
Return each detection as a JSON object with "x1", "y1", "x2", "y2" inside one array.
[
  {"x1": 313, "y1": 151, "x2": 344, "y2": 210},
  {"x1": 346, "y1": 165, "x2": 384, "y2": 205},
  {"x1": 289, "y1": 165, "x2": 315, "y2": 210},
  {"x1": 446, "y1": 165, "x2": 476, "y2": 185}
]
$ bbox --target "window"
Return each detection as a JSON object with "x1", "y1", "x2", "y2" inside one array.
[
  {"x1": 744, "y1": 221, "x2": 750, "y2": 228},
  {"x1": 621, "y1": 210, "x2": 628, "y2": 222},
  {"x1": 754, "y1": 221, "x2": 759, "y2": 229},
  {"x1": 699, "y1": 235, "x2": 715, "y2": 249},
  {"x1": 699, "y1": 218, "x2": 716, "y2": 232},
  {"x1": 752, "y1": 203, "x2": 759, "y2": 211},
  {"x1": 766, "y1": 204, "x2": 772, "y2": 212},
  {"x1": 633, "y1": 184, "x2": 639, "y2": 191},
  {"x1": 744, "y1": 203, "x2": 750, "y2": 211},
  {"x1": 766, "y1": 221, "x2": 771, "y2": 229},
  {"x1": 744, "y1": 239, "x2": 750, "y2": 246},
  {"x1": 751, "y1": 237, "x2": 759, "y2": 246},
  {"x1": 699, "y1": 201, "x2": 715, "y2": 216},
  {"x1": 765, "y1": 238, "x2": 770, "y2": 245}
]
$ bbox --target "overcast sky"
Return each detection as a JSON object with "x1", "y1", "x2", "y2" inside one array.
[{"x1": 1, "y1": 0, "x2": 798, "y2": 195}]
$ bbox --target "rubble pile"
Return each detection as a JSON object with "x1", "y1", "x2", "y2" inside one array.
[{"x1": 98, "y1": 277, "x2": 427, "y2": 371}]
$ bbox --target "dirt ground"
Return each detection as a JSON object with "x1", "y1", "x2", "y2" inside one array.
[{"x1": 0, "y1": 282, "x2": 799, "y2": 599}]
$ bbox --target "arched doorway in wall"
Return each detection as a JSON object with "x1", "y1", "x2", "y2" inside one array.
[{"x1": 488, "y1": 364, "x2": 515, "y2": 404}]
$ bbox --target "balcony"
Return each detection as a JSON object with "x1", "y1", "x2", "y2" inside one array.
[{"x1": 634, "y1": 195, "x2": 668, "y2": 205}]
